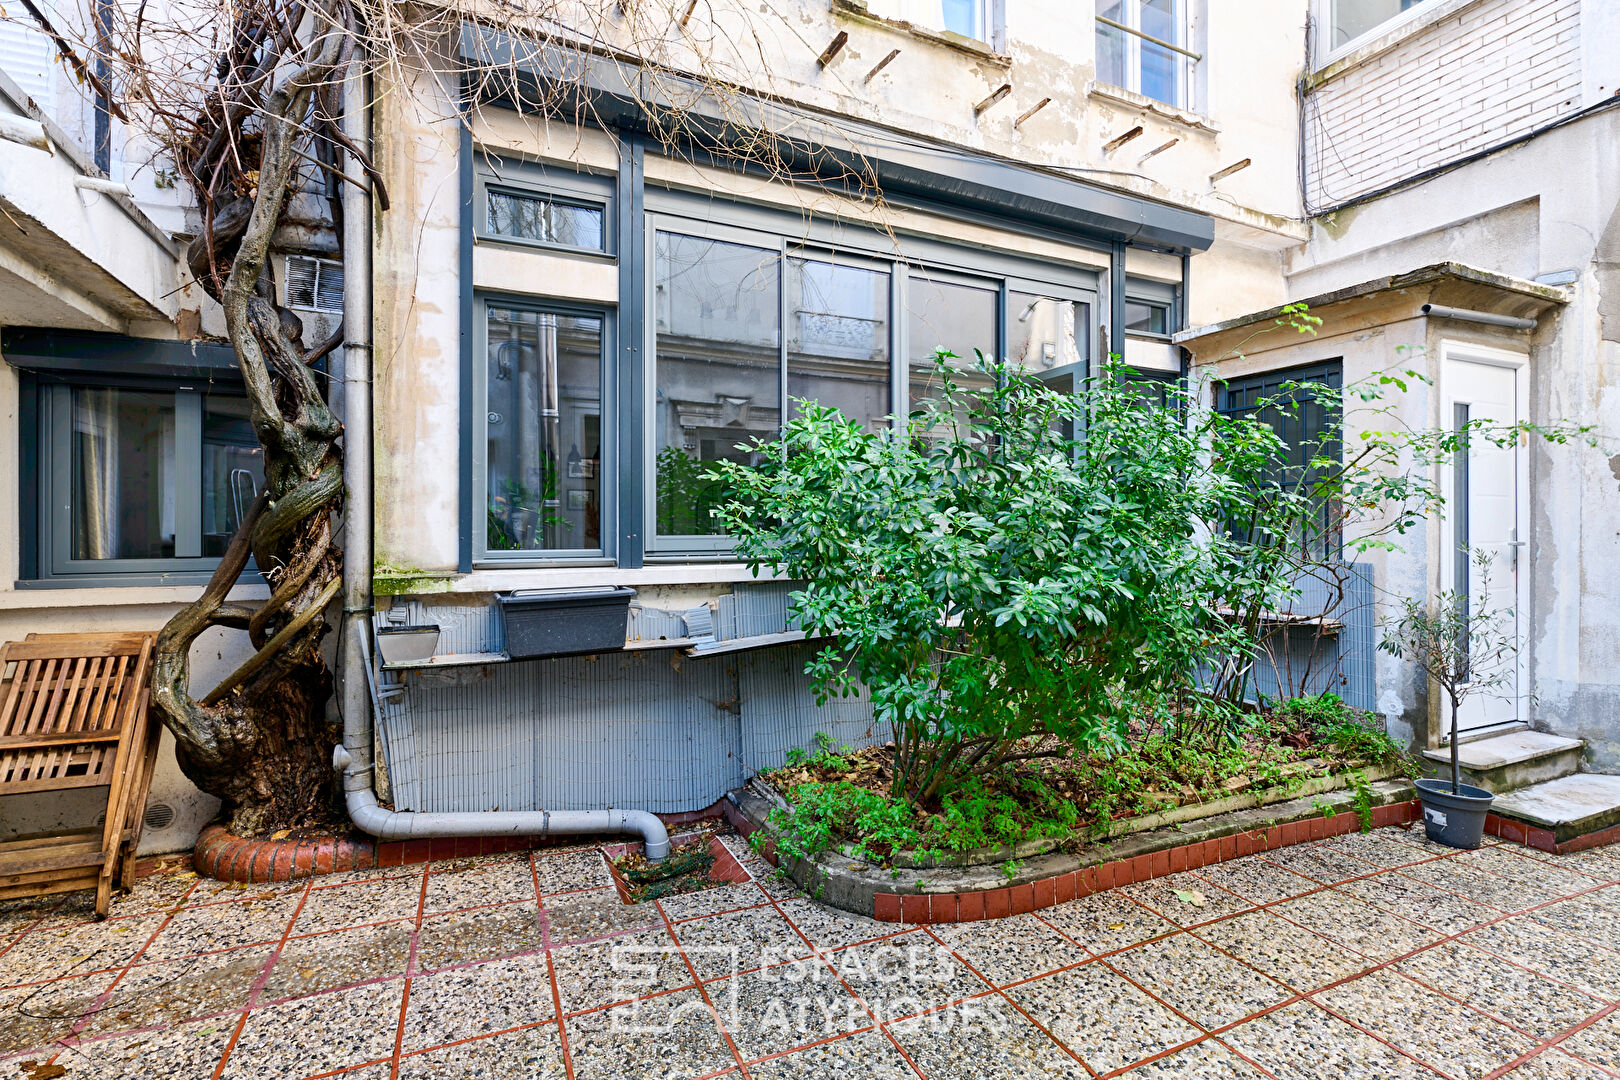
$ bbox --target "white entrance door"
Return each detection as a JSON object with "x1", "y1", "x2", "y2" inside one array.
[{"x1": 1441, "y1": 345, "x2": 1525, "y2": 737}]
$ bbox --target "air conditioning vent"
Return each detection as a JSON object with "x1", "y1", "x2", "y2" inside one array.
[{"x1": 285, "y1": 255, "x2": 344, "y2": 314}]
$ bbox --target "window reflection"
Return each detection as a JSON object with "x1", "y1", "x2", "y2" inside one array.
[
  {"x1": 486, "y1": 190, "x2": 604, "y2": 250},
  {"x1": 71, "y1": 388, "x2": 175, "y2": 560},
  {"x1": 654, "y1": 232, "x2": 781, "y2": 536},
  {"x1": 788, "y1": 257, "x2": 891, "y2": 432},
  {"x1": 485, "y1": 306, "x2": 603, "y2": 553},
  {"x1": 906, "y1": 274, "x2": 996, "y2": 414},
  {"x1": 202, "y1": 396, "x2": 264, "y2": 556}
]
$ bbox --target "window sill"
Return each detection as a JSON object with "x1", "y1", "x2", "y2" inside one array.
[
  {"x1": 1, "y1": 580, "x2": 270, "y2": 607},
  {"x1": 1306, "y1": 0, "x2": 1486, "y2": 90},
  {"x1": 830, "y1": 0, "x2": 1010, "y2": 67},
  {"x1": 1087, "y1": 83, "x2": 1218, "y2": 136}
]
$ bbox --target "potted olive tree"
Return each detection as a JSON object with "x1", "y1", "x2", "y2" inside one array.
[{"x1": 1379, "y1": 549, "x2": 1516, "y2": 848}]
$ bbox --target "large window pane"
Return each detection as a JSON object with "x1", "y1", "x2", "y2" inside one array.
[
  {"x1": 1009, "y1": 294, "x2": 1089, "y2": 377},
  {"x1": 939, "y1": 0, "x2": 982, "y2": 39},
  {"x1": 71, "y1": 388, "x2": 175, "y2": 560},
  {"x1": 485, "y1": 306, "x2": 604, "y2": 553},
  {"x1": 788, "y1": 257, "x2": 891, "y2": 432},
  {"x1": 201, "y1": 396, "x2": 265, "y2": 557},
  {"x1": 654, "y1": 232, "x2": 781, "y2": 537},
  {"x1": 905, "y1": 274, "x2": 996, "y2": 413},
  {"x1": 1126, "y1": 299, "x2": 1170, "y2": 335}
]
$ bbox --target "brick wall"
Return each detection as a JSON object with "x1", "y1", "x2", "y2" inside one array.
[{"x1": 1304, "y1": 0, "x2": 1582, "y2": 210}]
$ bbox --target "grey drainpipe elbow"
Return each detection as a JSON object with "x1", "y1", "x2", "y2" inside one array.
[{"x1": 334, "y1": 61, "x2": 669, "y2": 863}]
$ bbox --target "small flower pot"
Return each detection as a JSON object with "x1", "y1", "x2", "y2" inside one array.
[{"x1": 1414, "y1": 777, "x2": 1494, "y2": 849}]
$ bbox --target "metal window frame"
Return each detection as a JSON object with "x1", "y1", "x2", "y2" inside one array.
[
  {"x1": 472, "y1": 291, "x2": 617, "y2": 566},
  {"x1": 640, "y1": 195, "x2": 1101, "y2": 555},
  {"x1": 1314, "y1": 0, "x2": 1441, "y2": 67},
  {"x1": 472, "y1": 153, "x2": 615, "y2": 256},
  {"x1": 22, "y1": 371, "x2": 262, "y2": 587}
]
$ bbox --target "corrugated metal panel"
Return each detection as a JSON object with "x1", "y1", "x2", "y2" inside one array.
[
  {"x1": 1249, "y1": 563, "x2": 1377, "y2": 712},
  {"x1": 739, "y1": 643, "x2": 883, "y2": 774}
]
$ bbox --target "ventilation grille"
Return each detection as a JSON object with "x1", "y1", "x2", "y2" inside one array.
[
  {"x1": 144, "y1": 802, "x2": 176, "y2": 830},
  {"x1": 285, "y1": 255, "x2": 344, "y2": 313}
]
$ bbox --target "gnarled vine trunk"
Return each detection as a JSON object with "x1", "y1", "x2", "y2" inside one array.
[{"x1": 149, "y1": 6, "x2": 357, "y2": 837}]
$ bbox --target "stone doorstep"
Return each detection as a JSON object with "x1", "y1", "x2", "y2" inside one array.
[
  {"x1": 1492, "y1": 773, "x2": 1620, "y2": 845},
  {"x1": 1421, "y1": 730, "x2": 1585, "y2": 793},
  {"x1": 724, "y1": 778, "x2": 1421, "y2": 923}
]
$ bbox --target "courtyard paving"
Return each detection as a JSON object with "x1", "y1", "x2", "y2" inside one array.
[{"x1": 2, "y1": 826, "x2": 1620, "y2": 1079}]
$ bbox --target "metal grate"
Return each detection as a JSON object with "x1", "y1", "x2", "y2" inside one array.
[{"x1": 285, "y1": 255, "x2": 344, "y2": 313}]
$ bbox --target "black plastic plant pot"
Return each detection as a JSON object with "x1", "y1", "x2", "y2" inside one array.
[
  {"x1": 499, "y1": 587, "x2": 635, "y2": 660},
  {"x1": 1414, "y1": 777, "x2": 1495, "y2": 849}
]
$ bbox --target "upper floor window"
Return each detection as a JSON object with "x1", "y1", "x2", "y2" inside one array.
[
  {"x1": 867, "y1": 0, "x2": 994, "y2": 44},
  {"x1": 1326, "y1": 0, "x2": 1432, "y2": 53},
  {"x1": 1096, "y1": 0, "x2": 1195, "y2": 109}
]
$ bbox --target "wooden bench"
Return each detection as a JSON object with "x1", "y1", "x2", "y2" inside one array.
[{"x1": 0, "y1": 631, "x2": 162, "y2": 917}]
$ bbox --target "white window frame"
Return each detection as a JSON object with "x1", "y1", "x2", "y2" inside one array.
[
  {"x1": 865, "y1": 0, "x2": 1001, "y2": 48},
  {"x1": 1094, "y1": 0, "x2": 1199, "y2": 112},
  {"x1": 1313, "y1": 0, "x2": 1446, "y2": 67}
]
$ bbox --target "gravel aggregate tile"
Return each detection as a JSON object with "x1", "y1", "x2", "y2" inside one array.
[
  {"x1": 1313, "y1": 830, "x2": 1436, "y2": 870},
  {"x1": 1513, "y1": 845, "x2": 1620, "y2": 877},
  {"x1": 1109, "y1": 934, "x2": 1293, "y2": 1030},
  {"x1": 1123, "y1": 1040, "x2": 1270, "y2": 1078},
  {"x1": 75, "y1": 946, "x2": 269, "y2": 1038},
  {"x1": 1261, "y1": 842, "x2": 1381, "y2": 885},
  {"x1": 747, "y1": 1029, "x2": 918, "y2": 1079},
  {"x1": 289, "y1": 874, "x2": 422, "y2": 935},
  {"x1": 261, "y1": 922, "x2": 413, "y2": 1002},
  {"x1": 1399, "y1": 858, "x2": 1548, "y2": 912},
  {"x1": 51, "y1": 1016, "x2": 236, "y2": 1080},
  {"x1": 183, "y1": 875, "x2": 313, "y2": 907},
  {"x1": 658, "y1": 883, "x2": 770, "y2": 924},
  {"x1": 550, "y1": 927, "x2": 694, "y2": 1013},
  {"x1": 1396, "y1": 942, "x2": 1608, "y2": 1039},
  {"x1": 424, "y1": 854, "x2": 538, "y2": 913},
  {"x1": 1316, "y1": 968, "x2": 1538, "y2": 1079},
  {"x1": 99, "y1": 868, "x2": 201, "y2": 918},
  {"x1": 671, "y1": 905, "x2": 812, "y2": 981},
  {"x1": 1122, "y1": 873, "x2": 1256, "y2": 927},
  {"x1": 774, "y1": 897, "x2": 893, "y2": 954},
  {"x1": 544, "y1": 888, "x2": 661, "y2": 944},
  {"x1": 1192, "y1": 909, "x2": 1371, "y2": 993},
  {"x1": 1191, "y1": 855, "x2": 1320, "y2": 905},
  {"x1": 532, "y1": 851, "x2": 615, "y2": 896},
  {"x1": 1460, "y1": 918, "x2": 1620, "y2": 999},
  {"x1": 827, "y1": 932, "x2": 990, "y2": 1018},
  {"x1": 219, "y1": 979, "x2": 404, "y2": 1079},
  {"x1": 1268, "y1": 890, "x2": 1440, "y2": 962},
  {"x1": 0, "y1": 894, "x2": 66, "y2": 933},
  {"x1": 1004, "y1": 961, "x2": 1202, "y2": 1073},
  {"x1": 1453, "y1": 846, "x2": 1607, "y2": 899},
  {"x1": 1, "y1": 913, "x2": 167, "y2": 983},
  {"x1": 1218, "y1": 1000, "x2": 1440, "y2": 1080},
  {"x1": 145, "y1": 893, "x2": 301, "y2": 959},
  {"x1": 565, "y1": 987, "x2": 735, "y2": 1080},
  {"x1": 926, "y1": 912, "x2": 1089, "y2": 986},
  {"x1": 707, "y1": 963, "x2": 870, "y2": 1060},
  {"x1": 415, "y1": 901, "x2": 544, "y2": 971},
  {"x1": 886, "y1": 996, "x2": 1087, "y2": 1079},
  {"x1": 1529, "y1": 887, "x2": 1620, "y2": 949},
  {"x1": 0, "y1": 971, "x2": 120, "y2": 1053},
  {"x1": 1557, "y1": 1012, "x2": 1620, "y2": 1071},
  {"x1": 1499, "y1": 1049, "x2": 1620, "y2": 1079},
  {"x1": 1334, "y1": 872, "x2": 1502, "y2": 934},
  {"x1": 1383, "y1": 825, "x2": 1501, "y2": 853},
  {"x1": 397, "y1": 1022, "x2": 568, "y2": 1079},
  {"x1": 1038, "y1": 891, "x2": 1178, "y2": 956},
  {"x1": 399, "y1": 953, "x2": 556, "y2": 1050}
]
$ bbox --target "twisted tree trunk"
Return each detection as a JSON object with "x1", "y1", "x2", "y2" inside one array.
[{"x1": 151, "y1": 9, "x2": 353, "y2": 837}]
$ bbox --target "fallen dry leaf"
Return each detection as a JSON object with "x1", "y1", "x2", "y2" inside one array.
[{"x1": 1173, "y1": 889, "x2": 1206, "y2": 908}]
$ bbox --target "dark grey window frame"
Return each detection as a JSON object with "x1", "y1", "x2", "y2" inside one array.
[
  {"x1": 15, "y1": 366, "x2": 262, "y2": 589},
  {"x1": 641, "y1": 189, "x2": 1102, "y2": 556},
  {"x1": 472, "y1": 292, "x2": 617, "y2": 566},
  {"x1": 473, "y1": 153, "x2": 615, "y2": 257}
]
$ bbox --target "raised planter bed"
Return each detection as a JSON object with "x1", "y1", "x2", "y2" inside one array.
[{"x1": 725, "y1": 775, "x2": 1423, "y2": 923}]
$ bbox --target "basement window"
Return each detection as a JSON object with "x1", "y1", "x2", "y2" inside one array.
[{"x1": 285, "y1": 255, "x2": 344, "y2": 314}]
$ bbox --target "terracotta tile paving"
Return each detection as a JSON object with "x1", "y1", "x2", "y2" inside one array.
[{"x1": 2, "y1": 826, "x2": 1619, "y2": 1079}]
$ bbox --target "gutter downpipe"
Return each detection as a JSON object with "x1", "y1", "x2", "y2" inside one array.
[{"x1": 333, "y1": 61, "x2": 669, "y2": 861}]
